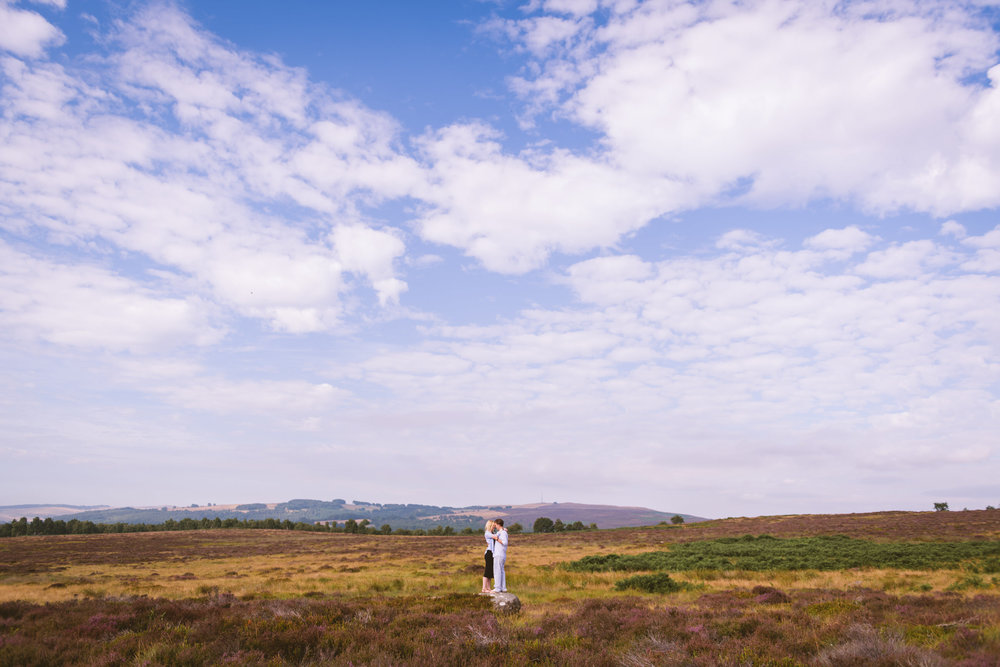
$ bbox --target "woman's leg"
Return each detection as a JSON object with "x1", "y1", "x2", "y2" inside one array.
[{"x1": 483, "y1": 551, "x2": 493, "y2": 592}]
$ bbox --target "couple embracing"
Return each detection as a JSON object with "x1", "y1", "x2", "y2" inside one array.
[{"x1": 481, "y1": 519, "x2": 508, "y2": 593}]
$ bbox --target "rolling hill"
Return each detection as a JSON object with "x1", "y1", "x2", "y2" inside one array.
[{"x1": 0, "y1": 499, "x2": 704, "y2": 530}]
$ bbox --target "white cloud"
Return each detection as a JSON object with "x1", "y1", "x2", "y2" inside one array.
[
  {"x1": 329, "y1": 228, "x2": 999, "y2": 510},
  {"x1": 154, "y1": 378, "x2": 347, "y2": 416},
  {"x1": 716, "y1": 229, "x2": 772, "y2": 250},
  {"x1": 805, "y1": 226, "x2": 876, "y2": 255},
  {"x1": 0, "y1": 3, "x2": 64, "y2": 58},
  {"x1": 400, "y1": 1, "x2": 1000, "y2": 274},
  {"x1": 501, "y1": 0, "x2": 1000, "y2": 214},
  {"x1": 854, "y1": 240, "x2": 956, "y2": 279},
  {"x1": 940, "y1": 220, "x2": 967, "y2": 239},
  {"x1": 413, "y1": 122, "x2": 683, "y2": 273},
  {"x1": 960, "y1": 224, "x2": 1000, "y2": 272},
  {"x1": 0, "y1": 242, "x2": 223, "y2": 351},
  {"x1": 0, "y1": 2, "x2": 416, "y2": 338},
  {"x1": 541, "y1": 0, "x2": 598, "y2": 18},
  {"x1": 331, "y1": 225, "x2": 407, "y2": 306}
]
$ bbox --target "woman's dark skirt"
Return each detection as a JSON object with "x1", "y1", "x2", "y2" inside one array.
[{"x1": 483, "y1": 550, "x2": 494, "y2": 578}]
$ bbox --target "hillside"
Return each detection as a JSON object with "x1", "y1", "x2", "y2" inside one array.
[
  {"x1": 488, "y1": 502, "x2": 702, "y2": 529},
  {"x1": 0, "y1": 505, "x2": 109, "y2": 523},
  {"x1": 2, "y1": 499, "x2": 702, "y2": 531}
]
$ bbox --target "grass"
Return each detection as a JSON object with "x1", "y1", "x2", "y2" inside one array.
[{"x1": 1, "y1": 509, "x2": 999, "y2": 664}]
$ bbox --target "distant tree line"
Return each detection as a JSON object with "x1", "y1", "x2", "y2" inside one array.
[
  {"x1": 0, "y1": 516, "x2": 529, "y2": 538},
  {"x1": 532, "y1": 517, "x2": 598, "y2": 533},
  {"x1": 58, "y1": 498, "x2": 507, "y2": 530}
]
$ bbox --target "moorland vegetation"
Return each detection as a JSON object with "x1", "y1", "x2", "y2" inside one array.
[{"x1": 1, "y1": 509, "x2": 999, "y2": 664}]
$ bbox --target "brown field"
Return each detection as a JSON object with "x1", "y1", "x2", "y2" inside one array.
[{"x1": 2, "y1": 510, "x2": 999, "y2": 665}]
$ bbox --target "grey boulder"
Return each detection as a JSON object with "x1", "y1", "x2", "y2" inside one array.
[{"x1": 489, "y1": 591, "x2": 521, "y2": 614}]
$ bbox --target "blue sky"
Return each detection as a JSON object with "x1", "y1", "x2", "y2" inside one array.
[{"x1": 1, "y1": 0, "x2": 999, "y2": 518}]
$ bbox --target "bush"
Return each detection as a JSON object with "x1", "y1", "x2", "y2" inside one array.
[{"x1": 614, "y1": 573, "x2": 686, "y2": 594}]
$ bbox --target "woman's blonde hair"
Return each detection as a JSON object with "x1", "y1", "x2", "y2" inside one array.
[{"x1": 484, "y1": 520, "x2": 496, "y2": 532}]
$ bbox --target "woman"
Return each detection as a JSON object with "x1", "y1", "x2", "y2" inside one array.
[{"x1": 481, "y1": 520, "x2": 496, "y2": 593}]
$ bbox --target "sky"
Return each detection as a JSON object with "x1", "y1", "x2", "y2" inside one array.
[{"x1": 1, "y1": 0, "x2": 999, "y2": 519}]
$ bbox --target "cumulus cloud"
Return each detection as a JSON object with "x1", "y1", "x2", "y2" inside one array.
[
  {"x1": 805, "y1": 226, "x2": 876, "y2": 255},
  {"x1": 940, "y1": 220, "x2": 967, "y2": 238},
  {"x1": 0, "y1": 3, "x2": 64, "y2": 58},
  {"x1": 0, "y1": 2, "x2": 416, "y2": 341},
  {"x1": 412, "y1": 122, "x2": 684, "y2": 272},
  {"x1": 329, "y1": 226, "x2": 1000, "y2": 511},
  {"x1": 402, "y1": 1, "x2": 1000, "y2": 272},
  {"x1": 0, "y1": 242, "x2": 223, "y2": 351}
]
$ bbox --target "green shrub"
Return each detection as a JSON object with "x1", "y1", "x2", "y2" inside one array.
[
  {"x1": 981, "y1": 557, "x2": 1000, "y2": 574},
  {"x1": 614, "y1": 573, "x2": 686, "y2": 594},
  {"x1": 566, "y1": 535, "x2": 1000, "y2": 573}
]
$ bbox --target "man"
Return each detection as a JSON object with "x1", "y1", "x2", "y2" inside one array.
[{"x1": 491, "y1": 518, "x2": 509, "y2": 593}]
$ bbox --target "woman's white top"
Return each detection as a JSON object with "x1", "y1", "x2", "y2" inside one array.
[{"x1": 484, "y1": 530, "x2": 495, "y2": 554}]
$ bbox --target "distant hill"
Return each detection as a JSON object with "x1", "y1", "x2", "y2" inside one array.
[
  {"x1": 2, "y1": 499, "x2": 704, "y2": 530},
  {"x1": 496, "y1": 502, "x2": 704, "y2": 529},
  {"x1": 0, "y1": 504, "x2": 110, "y2": 522}
]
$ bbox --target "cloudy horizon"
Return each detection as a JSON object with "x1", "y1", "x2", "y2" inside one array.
[{"x1": 1, "y1": 0, "x2": 998, "y2": 518}]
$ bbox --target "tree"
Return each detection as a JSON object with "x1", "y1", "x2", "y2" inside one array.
[
  {"x1": 533, "y1": 517, "x2": 554, "y2": 533},
  {"x1": 934, "y1": 502, "x2": 949, "y2": 512},
  {"x1": 508, "y1": 523, "x2": 523, "y2": 534},
  {"x1": 671, "y1": 515, "x2": 685, "y2": 525}
]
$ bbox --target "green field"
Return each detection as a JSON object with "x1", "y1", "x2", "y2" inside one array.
[{"x1": 568, "y1": 534, "x2": 1000, "y2": 573}]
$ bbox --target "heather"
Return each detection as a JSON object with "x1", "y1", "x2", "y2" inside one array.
[{"x1": 2, "y1": 588, "x2": 999, "y2": 665}]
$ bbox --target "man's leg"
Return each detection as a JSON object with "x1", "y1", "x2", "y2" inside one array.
[{"x1": 495, "y1": 557, "x2": 506, "y2": 592}]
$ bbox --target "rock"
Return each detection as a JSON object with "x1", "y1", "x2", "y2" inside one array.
[{"x1": 489, "y1": 591, "x2": 521, "y2": 614}]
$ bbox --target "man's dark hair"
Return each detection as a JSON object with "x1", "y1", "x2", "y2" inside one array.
[{"x1": 495, "y1": 518, "x2": 504, "y2": 527}]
